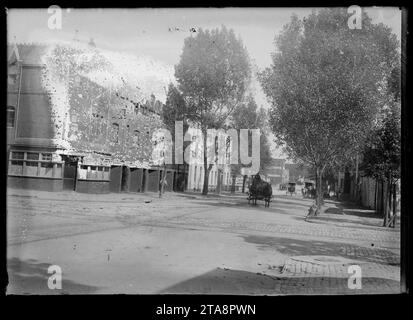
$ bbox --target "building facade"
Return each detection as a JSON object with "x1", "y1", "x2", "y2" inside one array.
[
  {"x1": 265, "y1": 158, "x2": 289, "y2": 186},
  {"x1": 7, "y1": 42, "x2": 180, "y2": 193},
  {"x1": 185, "y1": 128, "x2": 232, "y2": 192}
]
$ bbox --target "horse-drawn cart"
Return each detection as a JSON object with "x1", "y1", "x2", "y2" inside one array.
[
  {"x1": 247, "y1": 174, "x2": 272, "y2": 207},
  {"x1": 286, "y1": 182, "x2": 296, "y2": 196}
]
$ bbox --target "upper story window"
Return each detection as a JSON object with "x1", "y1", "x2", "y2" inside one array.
[
  {"x1": 7, "y1": 106, "x2": 15, "y2": 128},
  {"x1": 41, "y1": 153, "x2": 52, "y2": 161}
]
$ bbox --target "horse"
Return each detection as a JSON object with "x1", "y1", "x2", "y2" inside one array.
[{"x1": 248, "y1": 174, "x2": 273, "y2": 207}]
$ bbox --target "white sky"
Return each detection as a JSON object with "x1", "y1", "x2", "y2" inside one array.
[{"x1": 7, "y1": 7, "x2": 401, "y2": 159}]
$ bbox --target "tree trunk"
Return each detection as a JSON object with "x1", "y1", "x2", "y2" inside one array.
[
  {"x1": 315, "y1": 166, "x2": 324, "y2": 214},
  {"x1": 392, "y1": 183, "x2": 397, "y2": 228},
  {"x1": 381, "y1": 180, "x2": 385, "y2": 216},
  {"x1": 383, "y1": 180, "x2": 391, "y2": 226},
  {"x1": 202, "y1": 166, "x2": 211, "y2": 195},
  {"x1": 216, "y1": 169, "x2": 223, "y2": 194},
  {"x1": 201, "y1": 128, "x2": 210, "y2": 195},
  {"x1": 374, "y1": 179, "x2": 378, "y2": 214},
  {"x1": 242, "y1": 175, "x2": 247, "y2": 193},
  {"x1": 388, "y1": 183, "x2": 392, "y2": 226}
]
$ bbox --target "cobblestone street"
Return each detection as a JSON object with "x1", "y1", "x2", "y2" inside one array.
[{"x1": 7, "y1": 188, "x2": 401, "y2": 294}]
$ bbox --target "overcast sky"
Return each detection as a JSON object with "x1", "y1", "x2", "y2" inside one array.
[{"x1": 7, "y1": 7, "x2": 402, "y2": 158}]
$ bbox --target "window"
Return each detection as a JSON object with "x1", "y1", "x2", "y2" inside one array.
[
  {"x1": 11, "y1": 151, "x2": 24, "y2": 160},
  {"x1": 8, "y1": 151, "x2": 63, "y2": 179},
  {"x1": 27, "y1": 153, "x2": 39, "y2": 160},
  {"x1": 54, "y1": 163, "x2": 62, "y2": 178},
  {"x1": 39, "y1": 162, "x2": 53, "y2": 177},
  {"x1": 24, "y1": 161, "x2": 38, "y2": 176},
  {"x1": 87, "y1": 166, "x2": 99, "y2": 180},
  {"x1": 41, "y1": 153, "x2": 52, "y2": 161},
  {"x1": 78, "y1": 165, "x2": 110, "y2": 181},
  {"x1": 9, "y1": 160, "x2": 23, "y2": 175},
  {"x1": 7, "y1": 107, "x2": 15, "y2": 128}
]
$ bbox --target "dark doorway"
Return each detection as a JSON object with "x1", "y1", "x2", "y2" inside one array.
[
  {"x1": 147, "y1": 169, "x2": 160, "y2": 192},
  {"x1": 141, "y1": 169, "x2": 147, "y2": 192},
  {"x1": 109, "y1": 165, "x2": 122, "y2": 193},
  {"x1": 62, "y1": 155, "x2": 78, "y2": 191},
  {"x1": 129, "y1": 168, "x2": 143, "y2": 192},
  {"x1": 121, "y1": 165, "x2": 130, "y2": 192}
]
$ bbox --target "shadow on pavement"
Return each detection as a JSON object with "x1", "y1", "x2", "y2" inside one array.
[
  {"x1": 159, "y1": 267, "x2": 400, "y2": 294},
  {"x1": 193, "y1": 200, "x2": 295, "y2": 215},
  {"x1": 6, "y1": 257, "x2": 100, "y2": 294},
  {"x1": 331, "y1": 201, "x2": 382, "y2": 219},
  {"x1": 291, "y1": 215, "x2": 385, "y2": 229},
  {"x1": 241, "y1": 235, "x2": 400, "y2": 265}
]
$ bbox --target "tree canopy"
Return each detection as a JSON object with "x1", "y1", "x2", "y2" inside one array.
[
  {"x1": 175, "y1": 26, "x2": 251, "y2": 130},
  {"x1": 175, "y1": 25, "x2": 252, "y2": 194},
  {"x1": 258, "y1": 8, "x2": 400, "y2": 207}
]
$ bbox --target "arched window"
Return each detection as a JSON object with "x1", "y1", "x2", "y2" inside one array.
[{"x1": 7, "y1": 106, "x2": 15, "y2": 128}]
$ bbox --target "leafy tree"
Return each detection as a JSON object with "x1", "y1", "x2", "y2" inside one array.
[
  {"x1": 175, "y1": 26, "x2": 251, "y2": 195},
  {"x1": 259, "y1": 8, "x2": 399, "y2": 212},
  {"x1": 230, "y1": 96, "x2": 272, "y2": 192},
  {"x1": 162, "y1": 83, "x2": 190, "y2": 152},
  {"x1": 362, "y1": 103, "x2": 400, "y2": 226}
]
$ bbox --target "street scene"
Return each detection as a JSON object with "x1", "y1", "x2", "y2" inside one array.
[{"x1": 6, "y1": 7, "x2": 402, "y2": 295}]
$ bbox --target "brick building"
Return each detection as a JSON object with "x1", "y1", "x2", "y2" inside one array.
[{"x1": 7, "y1": 42, "x2": 182, "y2": 193}]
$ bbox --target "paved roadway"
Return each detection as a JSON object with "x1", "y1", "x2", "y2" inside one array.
[{"x1": 6, "y1": 188, "x2": 401, "y2": 294}]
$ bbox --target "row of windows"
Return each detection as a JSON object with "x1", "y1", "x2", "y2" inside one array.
[
  {"x1": 9, "y1": 161, "x2": 62, "y2": 178},
  {"x1": 10, "y1": 151, "x2": 52, "y2": 161},
  {"x1": 8, "y1": 151, "x2": 62, "y2": 178},
  {"x1": 111, "y1": 123, "x2": 150, "y2": 144},
  {"x1": 77, "y1": 165, "x2": 110, "y2": 181}
]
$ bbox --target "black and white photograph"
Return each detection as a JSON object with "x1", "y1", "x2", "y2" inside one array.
[{"x1": 5, "y1": 6, "x2": 405, "y2": 297}]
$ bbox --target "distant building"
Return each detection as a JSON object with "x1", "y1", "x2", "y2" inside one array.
[
  {"x1": 265, "y1": 159, "x2": 288, "y2": 185},
  {"x1": 185, "y1": 128, "x2": 232, "y2": 192}
]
